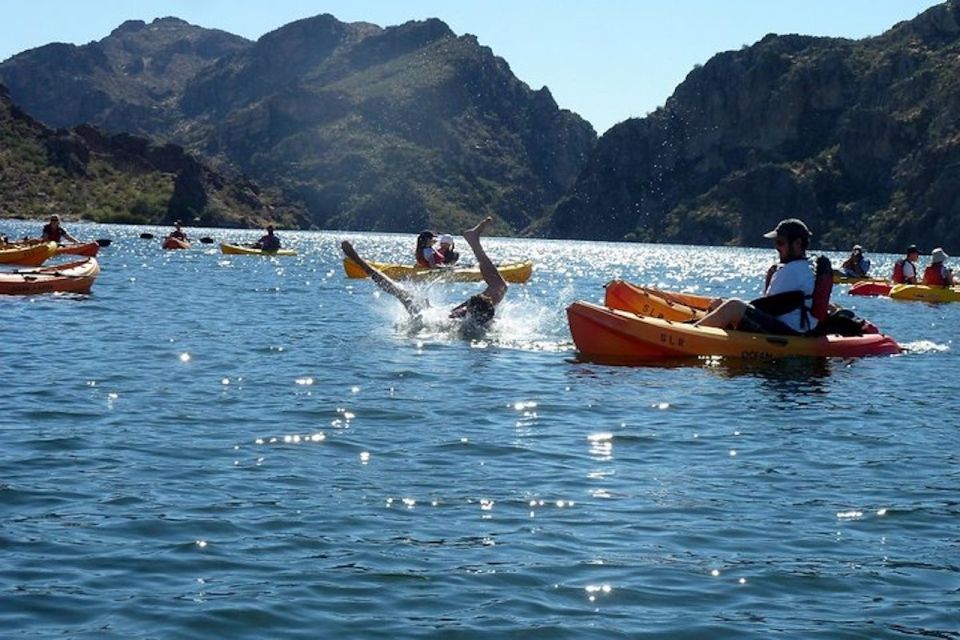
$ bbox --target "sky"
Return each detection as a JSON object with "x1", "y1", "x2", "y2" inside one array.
[{"x1": 0, "y1": 0, "x2": 941, "y2": 134}]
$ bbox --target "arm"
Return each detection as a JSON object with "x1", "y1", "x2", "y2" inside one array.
[
  {"x1": 63, "y1": 229, "x2": 79, "y2": 243},
  {"x1": 342, "y1": 241, "x2": 424, "y2": 317}
]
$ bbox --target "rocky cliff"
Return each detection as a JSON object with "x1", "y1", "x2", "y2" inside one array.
[
  {"x1": 0, "y1": 15, "x2": 596, "y2": 234},
  {"x1": 550, "y1": 1, "x2": 960, "y2": 252},
  {"x1": 0, "y1": 84, "x2": 302, "y2": 227}
]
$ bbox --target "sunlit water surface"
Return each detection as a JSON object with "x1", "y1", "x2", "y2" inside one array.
[{"x1": 2, "y1": 222, "x2": 958, "y2": 639}]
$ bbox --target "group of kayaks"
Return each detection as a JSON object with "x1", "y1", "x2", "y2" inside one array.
[
  {"x1": 843, "y1": 276, "x2": 960, "y2": 303},
  {"x1": 161, "y1": 236, "x2": 298, "y2": 256},
  {"x1": 0, "y1": 241, "x2": 101, "y2": 295},
  {"x1": 567, "y1": 280, "x2": 902, "y2": 364}
]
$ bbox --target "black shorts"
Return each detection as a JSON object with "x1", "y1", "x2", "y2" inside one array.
[{"x1": 739, "y1": 305, "x2": 800, "y2": 335}]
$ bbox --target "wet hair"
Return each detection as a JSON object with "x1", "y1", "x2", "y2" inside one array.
[{"x1": 462, "y1": 294, "x2": 495, "y2": 325}]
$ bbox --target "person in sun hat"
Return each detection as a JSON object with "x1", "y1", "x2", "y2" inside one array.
[
  {"x1": 840, "y1": 244, "x2": 871, "y2": 277},
  {"x1": 923, "y1": 247, "x2": 956, "y2": 286},
  {"x1": 438, "y1": 233, "x2": 459, "y2": 265},
  {"x1": 40, "y1": 214, "x2": 79, "y2": 244},
  {"x1": 415, "y1": 229, "x2": 443, "y2": 268},
  {"x1": 892, "y1": 245, "x2": 921, "y2": 284},
  {"x1": 343, "y1": 217, "x2": 507, "y2": 331},
  {"x1": 696, "y1": 218, "x2": 824, "y2": 335}
]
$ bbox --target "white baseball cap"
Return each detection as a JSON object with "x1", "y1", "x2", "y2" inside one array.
[{"x1": 439, "y1": 234, "x2": 454, "y2": 244}]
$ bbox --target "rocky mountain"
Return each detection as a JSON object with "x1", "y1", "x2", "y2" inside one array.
[
  {"x1": 550, "y1": 0, "x2": 960, "y2": 252},
  {"x1": 0, "y1": 84, "x2": 303, "y2": 228},
  {"x1": 0, "y1": 15, "x2": 595, "y2": 234}
]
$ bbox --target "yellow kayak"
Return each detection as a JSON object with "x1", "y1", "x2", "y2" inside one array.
[
  {"x1": 342, "y1": 258, "x2": 533, "y2": 284},
  {"x1": 220, "y1": 243, "x2": 297, "y2": 256},
  {"x1": 889, "y1": 284, "x2": 960, "y2": 302},
  {"x1": 833, "y1": 273, "x2": 888, "y2": 285},
  {"x1": 0, "y1": 241, "x2": 58, "y2": 266}
]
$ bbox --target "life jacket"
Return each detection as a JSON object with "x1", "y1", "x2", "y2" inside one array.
[
  {"x1": 892, "y1": 259, "x2": 905, "y2": 284},
  {"x1": 923, "y1": 264, "x2": 946, "y2": 285},
  {"x1": 416, "y1": 247, "x2": 444, "y2": 268},
  {"x1": 42, "y1": 224, "x2": 65, "y2": 242}
]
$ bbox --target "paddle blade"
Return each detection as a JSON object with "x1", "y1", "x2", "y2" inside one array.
[
  {"x1": 139, "y1": 232, "x2": 155, "y2": 239},
  {"x1": 97, "y1": 238, "x2": 112, "y2": 247},
  {"x1": 199, "y1": 237, "x2": 214, "y2": 244}
]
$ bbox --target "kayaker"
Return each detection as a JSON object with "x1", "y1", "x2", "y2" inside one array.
[
  {"x1": 254, "y1": 225, "x2": 281, "y2": 251},
  {"x1": 438, "y1": 234, "x2": 460, "y2": 265},
  {"x1": 343, "y1": 216, "x2": 507, "y2": 329},
  {"x1": 696, "y1": 218, "x2": 823, "y2": 335},
  {"x1": 167, "y1": 221, "x2": 189, "y2": 241},
  {"x1": 892, "y1": 245, "x2": 921, "y2": 284},
  {"x1": 840, "y1": 245, "x2": 870, "y2": 277},
  {"x1": 41, "y1": 214, "x2": 79, "y2": 244},
  {"x1": 415, "y1": 230, "x2": 443, "y2": 268},
  {"x1": 922, "y1": 248, "x2": 956, "y2": 286}
]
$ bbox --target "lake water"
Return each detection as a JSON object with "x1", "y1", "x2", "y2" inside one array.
[{"x1": 2, "y1": 221, "x2": 958, "y2": 639}]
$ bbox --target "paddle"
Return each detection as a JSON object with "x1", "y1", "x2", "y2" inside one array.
[
  {"x1": 199, "y1": 237, "x2": 214, "y2": 244},
  {"x1": 96, "y1": 238, "x2": 112, "y2": 247},
  {"x1": 140, "y1": 232, "x2": 155, "y2": 239}
]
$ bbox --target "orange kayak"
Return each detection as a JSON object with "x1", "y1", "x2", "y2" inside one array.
[
  {"x1": 0, "y1": 257, "x2": 100, "y2": 295},
  {"x1": 0, "y1": 241, "x2": 58, "y2": 266},
  {"x1": 162, "y1": 237, "x2": 191, "y2": 250},
  {"x1": 55, "y1": 241, "x2": 100, "y2": 257},
  {"x1": 567, "y1": 301, "x2": 901, "y2": 363},
  {"x1": 604, "y1": 280, "x2": 709, "y2": 321}
]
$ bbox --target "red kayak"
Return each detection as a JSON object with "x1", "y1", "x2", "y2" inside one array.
[
  {"x1": 849, "y1": 281, "x2": 893, "y2": 297},
  {"x1": 55, "y1": 241, "x2": 100, "y2": 258},
  {"x1": 162, "y1": 237, "x2": 191, "y2": 250}
]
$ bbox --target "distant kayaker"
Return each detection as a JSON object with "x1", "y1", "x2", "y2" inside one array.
[
  {"x1": 254, "y1": 225, "x2": 281, "y2": 251},
  {"x1": 438, "y1": 234, "x2": 460, "y2": 265},
  {"x1": 923, "y1": 248, "x2": 956, "y2": 286},
  {"x1": 840, "y1": 245, "x2": 870, "y2": 277},
  {"x1": 415, "y1": 230, "x2": 443, "y2": 268},
  {"x1": 167, "y1": 220, "x2": 189, "y2": 241},
  {"x1": 696, "y1": 218, "x2": 825, "y2": 335},
  {"x1": 343, "y1": 216, "x2": 507, "y2": 329},
  {"x1": 892, "y1": 245, "x2": 921, "y2": 284},
  {"x1": 41, "y1": 214, "x2": 79, "y2": 244}
]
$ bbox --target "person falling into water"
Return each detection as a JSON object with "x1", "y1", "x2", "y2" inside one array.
[{"x1": 341, "y1": 217, "x2": 507, "y2": 329}]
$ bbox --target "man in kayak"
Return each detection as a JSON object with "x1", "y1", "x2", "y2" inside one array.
[
  {"x1": 695, "y1": 218, "x2": 819, "y2": 335},
  {"x1": 892, "y1": 245, "x2": 921, "y2": 284},
  {"x1": 341, "y1": 216, "x2": 507, "y2": 327},
  {"x1": 254, "y1": 225, "x2": 281, "y2": 251},
  {"x1": 41, "y1": 214, "x2": 79, "y2": 244},
  {"x1": 168, "y1": 220, "x2": 189, "y2": 242}
]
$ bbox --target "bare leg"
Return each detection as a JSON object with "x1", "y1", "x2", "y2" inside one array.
[
  {"x1": 341, "y1": 241, "x2": 424, "y2": 317},
  {"x1": 694, "y1": 298, "x2": 748, "y2": 329},
  {"x1": 461, "y1": 217, "x2": 507, "y2": 305}
]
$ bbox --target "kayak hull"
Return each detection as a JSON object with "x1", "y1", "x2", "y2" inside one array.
[
  {"x1": 0, "y1": 242, "x2": 57, "y2": 266},
  {"x1": 889, "y1": 284, "x2": 960, "y2": 302},
  {"x1": 0, "y1": 257, "x2": 100, "y2": 295},
  {"x1": 849, "y1": 281, "x2": 893, "y2": 297},
  {"x1": 55, "y1": 242, "x2": 100, "y2": 257},
  {"x1": 163, "y1": 237, "x2": 191, "y2": 250},
  {"x1": 342, "y1": 258, "x2": 533, "y2": 284},
  {"x1": 604, "y1": 280, "x2": 708, "y2": 320},
  {"x1": 220, "y1": 243, "x2": 296, "y2": 256},
  {"x1": 567, "y1": 301, "x2": 901, "y2": 363},
  {"x1": 833, "y1": 274, "x2": 886, "y2": 285}
]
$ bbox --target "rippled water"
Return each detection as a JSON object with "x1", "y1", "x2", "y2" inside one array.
[{"x1": 2, "y1": 221, "x2": 958, "y2": 639}]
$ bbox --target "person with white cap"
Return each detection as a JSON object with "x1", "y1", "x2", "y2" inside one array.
[
  {"x1": 922, "y1": 248, "x2": 956, "y2": 286},
  {"x1": 438, "y1": 233, "x2": 460, "y2": 265},
  {"x1": 696, "y1": 218, "x2": 824, "y2": 335},
  {"x1": 840, "y1": 244, "x2": 870, "y2": 277}
]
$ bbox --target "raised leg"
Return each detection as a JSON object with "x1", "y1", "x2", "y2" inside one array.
[
  {"x1": 341, "y1": 241, "x2": 424, "y2": 317},
  {"x1": 462, "y1": 217, "x2": 507, "y2": 305}
]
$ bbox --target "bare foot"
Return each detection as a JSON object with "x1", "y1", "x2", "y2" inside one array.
[{"x1": 463, "y1": 216, "x2": 494, "y2": 243}]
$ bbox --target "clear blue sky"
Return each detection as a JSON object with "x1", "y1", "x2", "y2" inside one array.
[{"x1": 0, "y1": 0, "x2": 939, "y2": 133}]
